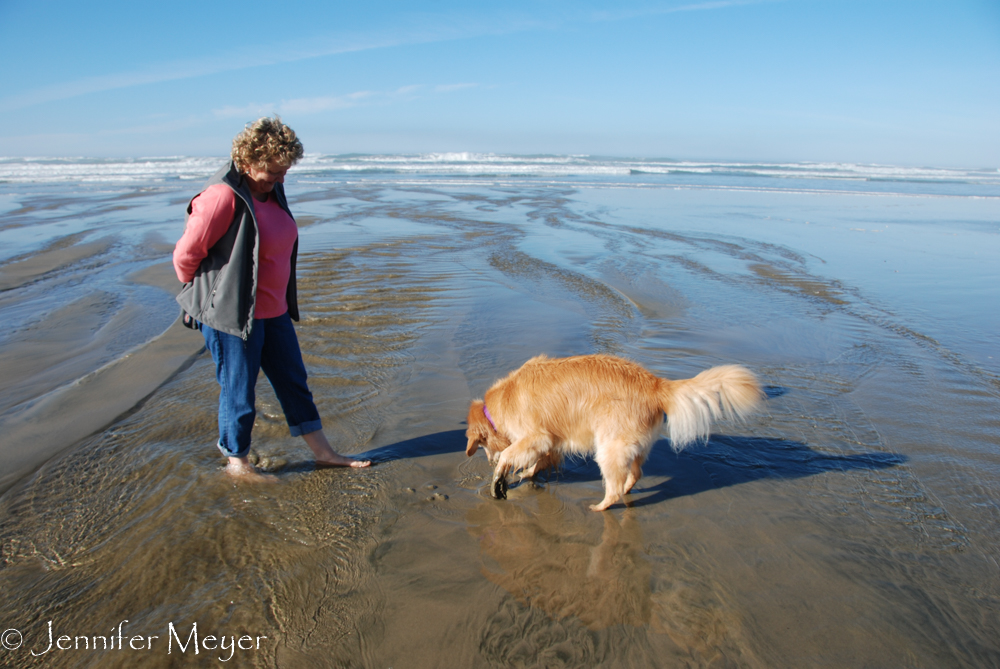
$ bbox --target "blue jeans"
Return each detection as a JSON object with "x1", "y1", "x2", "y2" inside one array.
[{"x1": 202, "y1": 313, "x2": 322, "y2": 458}]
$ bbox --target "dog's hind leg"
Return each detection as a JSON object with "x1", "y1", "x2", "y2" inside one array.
[
  {"x1": 624, "y1": 455, "x2": 645, "y2": 494},
  {"x1": 591, "y1": 443, "x2": 632, "y2": 512}
]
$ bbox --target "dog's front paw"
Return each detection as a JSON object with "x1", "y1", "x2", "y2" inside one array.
[{"x1": 491, "y1": 472, "x2": 509, "y2": 500}]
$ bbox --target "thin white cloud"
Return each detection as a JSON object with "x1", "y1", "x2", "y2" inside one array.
[
  {"x1": 394, "y1": 85, "x2": 425, "y2": 97},
  {"x1": 589, "y1": 0, "x2": 782, "y2": 22},
  {"x1": 278, "y1": 91, "x2": 376, "y2": 115},
  {"x1": 213, "y1": 103, "x2": 275, "y2": 120},
  {"x1": 434, "y1": 83, "x2": 480, "y2": 93},
  {"x1": 211, "y1": 84, "x2": 478, "y2": 119},
  {"x1": 0, "y1": 1, "x2": 780, "y2": 112},
  {"x1": 0, "y1": 26, "x2": 462, "y2": 112}
]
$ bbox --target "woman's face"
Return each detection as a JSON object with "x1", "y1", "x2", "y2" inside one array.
[{"x1": 245, "y1": 161, "x2": 289, "y2": 197}]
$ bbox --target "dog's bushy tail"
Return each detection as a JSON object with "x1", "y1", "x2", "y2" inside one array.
[{"x1": 658, "y1": 365, "x2": 762, "y2": 452}]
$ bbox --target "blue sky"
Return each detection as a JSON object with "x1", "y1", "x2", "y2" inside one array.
[{"x1": 0, "y1": 0, "x2": 997, "y2": 166}]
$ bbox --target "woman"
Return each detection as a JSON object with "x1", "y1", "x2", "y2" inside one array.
[{"x1": 173, "y1": 116, "x2": 369, "y2": 480}]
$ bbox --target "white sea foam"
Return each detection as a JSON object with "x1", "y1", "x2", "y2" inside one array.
[
  {"x1": 0, "y1": 156, "x2": 225, "y2": 184},
  {"x1": 1, "y1": 155, "x2": 998, "y2": 193},
  {"x1": 297, "y1": 155, "x2": 1000, "y2": 186}
]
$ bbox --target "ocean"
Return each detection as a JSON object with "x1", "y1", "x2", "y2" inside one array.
[{"x1": 1, "y1": 154, "x2": 998, "y2": 667}]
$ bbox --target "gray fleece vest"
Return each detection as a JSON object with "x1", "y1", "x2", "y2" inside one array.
[{"x1": 175, "y1": 161, "x2": 299, "y2": 339}]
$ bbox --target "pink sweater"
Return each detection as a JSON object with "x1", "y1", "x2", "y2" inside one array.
[{"x1": 172, "y1": 184, "x2": 298, "y2": 319}]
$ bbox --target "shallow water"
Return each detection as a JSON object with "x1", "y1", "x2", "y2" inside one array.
[{"x1": 1, "y1": 160, "x2": 999, "y2": 667}]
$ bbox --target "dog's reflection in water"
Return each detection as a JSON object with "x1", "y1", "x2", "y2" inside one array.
[{"x1": 467, "y1": 489, "x2": 652, "y2": 630}]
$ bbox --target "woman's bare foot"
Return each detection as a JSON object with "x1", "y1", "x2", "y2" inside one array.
[
  {"x1": 303, "y1": 430, "x2": 372, "y2": 469},
  {"x1": 315, "y1": 452, "x2": 372, "y2": 469},
  {"x1": 226, "y1": 457, "x2": 279, "y2": 483}
]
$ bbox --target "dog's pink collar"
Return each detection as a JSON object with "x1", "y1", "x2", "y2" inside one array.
[{"x1": 483, "y1": 404, "x2": 497, "y2": 432}]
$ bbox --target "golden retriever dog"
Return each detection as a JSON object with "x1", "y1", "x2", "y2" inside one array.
[{"x1": 465, "y1": 354, "x2": 763, "y2": 511}]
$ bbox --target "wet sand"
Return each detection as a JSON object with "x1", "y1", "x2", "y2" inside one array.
[
  {"x1": 0, "y1": 260, "x2": 202, "y2": 494},
  {"x1": 1, "y1": 175, "x2": 999, "y2": 667}
]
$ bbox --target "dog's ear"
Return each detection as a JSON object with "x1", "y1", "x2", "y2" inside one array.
[{"x1": 466, "y1": 400, "x2": 487, "y2": 456}]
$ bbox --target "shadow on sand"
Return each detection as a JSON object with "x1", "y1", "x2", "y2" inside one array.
[
  {"x1": 339, "y1": 427, "x2": 906, "y2": 509},
  {"x1": 276, "y1": 430, "x2": 469, "y2": 473},
  {"x1": 552, "y1": 434, "x2": 905, "y2": 509},
  {"x1": 355, "y1": 429, "x2": 470, "y2": 464}
]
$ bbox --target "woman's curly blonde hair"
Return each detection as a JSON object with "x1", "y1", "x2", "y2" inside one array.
[{"x1": 231, "y1": 116, "x2": 304, "y2": 173}]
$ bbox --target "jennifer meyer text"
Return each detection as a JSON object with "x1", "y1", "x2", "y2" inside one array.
[{"x1": 2, "y1": 620, "x2": 267, "y2": 662}]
